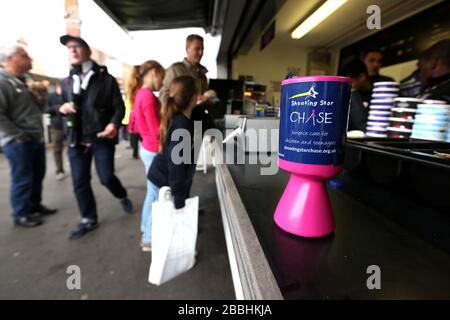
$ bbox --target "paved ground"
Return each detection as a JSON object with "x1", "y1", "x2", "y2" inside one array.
[{"x1": 0, "y1": 142, "x2": 234, "y2": 299}]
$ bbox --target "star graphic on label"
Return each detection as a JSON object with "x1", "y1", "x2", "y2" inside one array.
[{"x1": 289, "y1": 86, "x2": 318, "y2": 99}]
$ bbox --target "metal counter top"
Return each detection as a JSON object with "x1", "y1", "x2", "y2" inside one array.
[{"x1": 217, "y1": 158, "x2": 450, "y2": 299}]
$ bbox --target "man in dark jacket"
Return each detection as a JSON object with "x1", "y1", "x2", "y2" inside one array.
[
  {"x1": 399, "y1": 68, "x2": 422, "y2": 98},
  {"x1": 46, "y1": 82, "x2": 66, "y2": 180},
  {"x1": 59, "y1": 35, "x2": 133, "y2": 239},
  {"x1": 363, "y1": 49, "x2": 395, "y2": 84},
  {"x1": 342, "y1": 59, "x2": 373, "y2": 131},
  {"x1": 418, "y1": 39, "x2": 450, "y2": 103}
]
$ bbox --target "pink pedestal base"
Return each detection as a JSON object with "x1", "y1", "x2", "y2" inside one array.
[{"x1": 274, "y1": 159, "x2": 343, "y2": 238}]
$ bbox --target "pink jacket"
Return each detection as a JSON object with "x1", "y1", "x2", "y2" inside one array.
[{"x1": 130, "y1": 88, "x2": 161, "y2": 153}]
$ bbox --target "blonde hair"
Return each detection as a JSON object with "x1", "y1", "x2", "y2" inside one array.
[
  {"x1": 125, "y1": 65, "x2": 140, "y2": 106},
  {"x1": 203, "y1": 89, "x2": 217, "y2": 99}
]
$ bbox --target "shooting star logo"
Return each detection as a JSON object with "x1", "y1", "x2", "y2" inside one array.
[{"x1": 289, "y1": 86, "x2": 318, "y2": 99}]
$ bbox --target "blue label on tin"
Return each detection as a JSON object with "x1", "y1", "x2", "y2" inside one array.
[{"x1": 279, "y1": 81, "x2": 351, "y2": 165}]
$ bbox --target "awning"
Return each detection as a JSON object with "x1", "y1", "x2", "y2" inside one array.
[{"x1": 93, "y1": 0, "x2": 215, "y2": 31}]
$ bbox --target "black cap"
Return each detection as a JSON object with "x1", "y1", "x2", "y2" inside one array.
[{"x1": 60, "y1": 35, "x2": 90, "y2": 51}]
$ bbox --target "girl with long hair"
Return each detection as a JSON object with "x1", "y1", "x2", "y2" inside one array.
[
  {"x1": 147, "y1": 75, "x2": 199, "y2": 216},
  {"x1": 129, "y1": 60, "x2": 165, "y2": 251}
]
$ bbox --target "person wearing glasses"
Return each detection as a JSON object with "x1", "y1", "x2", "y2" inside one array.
[{"x1": 58, "y1": 35, "x2": 133, "y2": 239}]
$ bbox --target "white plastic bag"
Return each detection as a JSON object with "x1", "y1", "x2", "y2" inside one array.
[{"x1": 148, "y1": 186, "x2": 199, "y2": 285}]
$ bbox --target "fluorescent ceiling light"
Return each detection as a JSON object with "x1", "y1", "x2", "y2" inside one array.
[{"x1": 291, "y1": 0, "x2": 348, "y2": 39}]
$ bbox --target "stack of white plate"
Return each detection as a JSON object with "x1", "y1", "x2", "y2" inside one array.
[
  {"x1": 411, "y1": 102, "x2": 450, "y2": 141},
  {"x1": 387, "y1": 97, "x2": 423, "y2": 138},
  {"x1": 366, "y1": 81, "x2": 399, "y2": 137}
]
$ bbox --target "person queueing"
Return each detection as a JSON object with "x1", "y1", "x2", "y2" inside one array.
[
  {"x1": 129, "y1": 60, "x2": 165, "y2": 252},
  {"x1": 0, "y1": 44, "x2": 57, "y2": 227},
  {"x1": 125, "y1": 65, "x2": 142, "y2": 159},
  {"x1": 159, "y1": 34, "x2": 208, "y2": 103},
  {"x1": 58, "y1": 35, "x2": 133, "y2": 239},
  {"x1": 160, "y1": 34, "x2": 213, "y2": 134},
  {"x1": 147, "y1": 75, "x2": 199, "y2": 227},
  {"x1": 159, "y1": 35, "x2": 213, "y2": 217},
  {"x1": 122, "y1": 65, "x2": 140, "y2": 160}
]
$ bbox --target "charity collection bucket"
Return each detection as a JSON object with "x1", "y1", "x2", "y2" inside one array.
[{"x1": 275, "y1": 76, "x2": 352, "y2": 238}]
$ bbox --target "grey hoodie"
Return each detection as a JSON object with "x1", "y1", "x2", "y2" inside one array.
[{"x1": 0, "y1": 68, "x2": 45, "y2": 146}]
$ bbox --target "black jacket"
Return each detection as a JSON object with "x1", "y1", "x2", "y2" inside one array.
[
  {"x1": 46, "y1": 92, "x2": 64, "y2": 130},
  {"x1": 61, "y1": 61, "x2": 125, "y2": 145},
  {"x1": 420, "y1": 72, "x2": 450, "y2": 103},
  {"x1": 348, "y1": 89, "x2": 371, "y2": 131},
  {"x1": 399, "y1": 69, "x2": 422, "y2": 98},
  {"x1": 191, "y1": 103, "x2": 216, "y2": 134},
  {"x1": 148, "y1": 114, "x2": 196, "y2": 209}
]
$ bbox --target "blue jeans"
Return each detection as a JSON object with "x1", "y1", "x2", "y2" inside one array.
[
  {"x1": 3, "y1": 141, "x2": 46, "y2": 218},
  {"x1": 139, "y1": 147, "x2": 159, "y2": 244},
  {"x1": 68, "y1": 141, "x2": 128, "y2": 221}
]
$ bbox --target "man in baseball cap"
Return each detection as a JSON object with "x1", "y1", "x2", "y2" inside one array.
[
  {"x1": 59, "y1": 35, "x2": 91, "y2": 52},
  {"x1": 58, "y1": 34, "x2": 134, "y2": 239}
]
